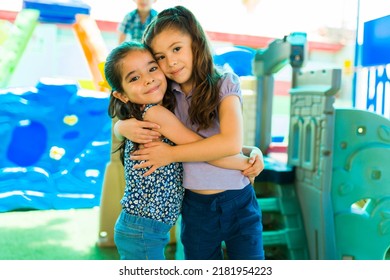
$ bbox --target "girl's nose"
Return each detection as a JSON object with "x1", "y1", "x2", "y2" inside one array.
[
  {"x1": 167, "y1": 57, "x2": 177, "y2": 67},
  {"x1": 145, "y1": 77, "x2": 155, "y2": 85}
]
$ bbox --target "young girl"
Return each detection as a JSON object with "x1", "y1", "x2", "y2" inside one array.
[
  {"x1": 106, "y1": 41, "x2": 260, "y2": 260},
  {"x1": 116, "y1": 6, "x2": 265, "y2": 260}
]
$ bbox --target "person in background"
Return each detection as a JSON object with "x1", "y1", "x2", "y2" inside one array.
[{"x1": 118, "y1": 0, "x2": 157, "y2": 44}]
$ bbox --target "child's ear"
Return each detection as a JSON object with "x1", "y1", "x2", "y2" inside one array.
[{"x1": 112, "y1": 91, "x2": 129, "y2": 103}]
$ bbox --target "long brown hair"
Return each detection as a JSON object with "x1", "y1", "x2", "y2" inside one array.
[{"x1": 143, "y1": 6, "x2": 222, "y2": 131}]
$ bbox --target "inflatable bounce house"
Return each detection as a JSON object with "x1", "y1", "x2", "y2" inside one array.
[{"x1": 0, "y1": 79, "x2": 111, "y2": 212}]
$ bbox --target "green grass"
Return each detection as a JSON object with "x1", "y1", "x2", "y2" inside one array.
[
  {"x1": 0, "y1": 207, "x2": 388, "y2": 260},
  {"x1": 0, "y1": 208, "x2": 119, "y2": 260}
]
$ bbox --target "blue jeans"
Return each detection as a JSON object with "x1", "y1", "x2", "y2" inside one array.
[
  {"x1": 181, "y1": 184, "x2": 264, "y2": 260},
  {"x1": 114, "y1": 210, "x2": 171, "y2": 260}
]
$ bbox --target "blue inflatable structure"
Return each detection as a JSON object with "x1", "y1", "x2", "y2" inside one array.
[
  {"x1": 213, "y1": 46, "x2": 256, "y2": 76},
  {"x1": 0, "y1": 78, "x2": 111, "y2": 212},
  {"x1": 23, "y1": 0, "x2": 90, "y2": 24}
]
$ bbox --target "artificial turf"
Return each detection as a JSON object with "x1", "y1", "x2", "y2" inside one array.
[{"x1": 0, "y1": 207, "x2": 119, "y2": 260}]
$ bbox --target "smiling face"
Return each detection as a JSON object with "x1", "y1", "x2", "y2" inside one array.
[
  {"x1": 151, "y1": 27, "x2": 194, "y2": 94},
  {"x1": 113, "y1": 49, "x2": 167, "y2": 106}
]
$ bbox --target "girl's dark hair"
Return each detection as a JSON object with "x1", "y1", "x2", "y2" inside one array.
[
  {"x1": 105, "y1": 41, "x2": 176, "y2": 164},
  {"x1": 143, "y1": 5, "x2": 221, "y2": 131}
]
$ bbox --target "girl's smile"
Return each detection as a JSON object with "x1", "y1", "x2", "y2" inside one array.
[{"x1": 115, "y1": 50, "x2": 167, "y2": 105}]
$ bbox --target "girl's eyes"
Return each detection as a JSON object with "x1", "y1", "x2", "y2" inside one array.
[
  {"x1": 129, "y1": 76, "x2": 140, "y2": 82},
  {"x1": 155, "y1": 55, "x2": 164, "y2": 61},
  {"x1": 155, "y1": 47, "x2": 181, "y2": 60},
  {"x1": 127, "y1": 66, "x2": 158, "y2": 83}
]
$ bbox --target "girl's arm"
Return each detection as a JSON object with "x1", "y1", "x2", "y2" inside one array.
[
  {"x1": 143, "y1": 105, "x2": 252, "y2": 171},
  {"x1": 131, "y1": 95, "x2": 246, "y2": 173},
  {"x1": 117, "y1": 103, "x2": 264, "y2": 179},
  {"x1": 114, "y1": 118, "x2": 161, "y2": 143}
]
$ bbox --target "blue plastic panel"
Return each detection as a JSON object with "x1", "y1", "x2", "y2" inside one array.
[
  {"x1": 361, "y1": 15, "x2": 390, "y2": 67},
  {"x1": 23, "y1": 0, "x2": 90, "y2": 24},
  {"x1": 213, "y1": 46, "x2": 255, "y2": 76}
]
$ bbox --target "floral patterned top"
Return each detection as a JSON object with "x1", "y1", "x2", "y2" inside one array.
[{"x1": 121, "y1": 104, "x2": 184, "y2": 226}]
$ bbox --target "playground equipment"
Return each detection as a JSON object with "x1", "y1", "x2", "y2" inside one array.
[
  {"x1": 95, "y1": 63, "x2": 126, "y2": 247},
  {"x1": 0, "y1": 78, "x2": 111, "y2": 212},
  {"x1": 250, "y1": 33, "x2": 309, "y2": 259},
  {"x1": 253, "y1": 32, "x2": 307, "y2": 153},
  {"x1": 255, "y1": 158, "x2": 308, "y2": 260},
  {"x1": 287, "y1": 68, "x2": 341, "y2": 259},
  {"x1": 97, "y1": 123, "x2": 126, "y2": 247},
  {"x1": 23, "y1": 0, "x2": 90, "y2": 23},
  {"x1": 253, "y1": 33, "x2": 390, "y2": 259},
  {"x1": 213, "y1": 46, "x2": 256, "y2": 77},
  {"x1": 0, "y1": 0, "x2": 107, "y2": 91},
  {"x1": 0, "y1": 1, "x2": 111, "y2": 212},
  {"x1": 332, "y1": 109, "x2": 390, "y2": 259},
  {"x1": 288, "y1": 68, "x2": 390, "y2": 259},
  {"x1": 0, "y1": 9, "x2": 39, "y2": 88},
  {"x1": 73, "y1": 14, "x2": 108, "y2": 91}
]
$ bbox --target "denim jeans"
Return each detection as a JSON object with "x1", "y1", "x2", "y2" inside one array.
[
  {"x1": 181, "y1": 184, "x2": 264, "y2": 260},
  {"x1": 114, "y1": 210, "x2": 171, "y2": 260}
]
